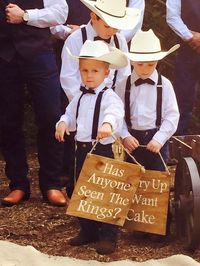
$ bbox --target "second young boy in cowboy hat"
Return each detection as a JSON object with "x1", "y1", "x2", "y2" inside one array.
[
  {"x1": 115, "y1": 29, "x2": 180, "y2": 240},
  {"x1": 116, "y1": 29, "x2": 180, "y2": 170},
  {"x1": 55, "y1": 40, "x2": 128, "y2": 254}
]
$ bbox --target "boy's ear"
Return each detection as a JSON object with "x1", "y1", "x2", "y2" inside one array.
[
  {"x1": 105, "y1": 68, "x2": 110, "y2": 77},
  {"x1": 90, "y1": 12, "x2": 97, "y2": 22}
]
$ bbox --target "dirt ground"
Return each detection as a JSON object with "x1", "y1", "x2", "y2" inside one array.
[{"x1": 0, "y1": 150, "x2": 200, "y2": 263}]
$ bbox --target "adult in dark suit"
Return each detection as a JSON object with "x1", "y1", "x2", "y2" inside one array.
[{"x1": 0, "y1": 0, "x2": 68, "y2": 206}]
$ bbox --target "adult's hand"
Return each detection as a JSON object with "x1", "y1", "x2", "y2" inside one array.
[
  {"x1": 6, "y1": 3, "x2": 24, "y2": 24},
  {"x1": 187, "y1": 31, "x2": 200, "y2": 54}
]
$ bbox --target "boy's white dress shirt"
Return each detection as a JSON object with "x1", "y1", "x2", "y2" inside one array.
[
  {"x1": 57, "y1": 83, "x2": 124, "y2": 145},
  {"x1": 51, "y1": 0, "x2": 145, "y2": 42},
  {"x1": 24, "y1": 0, "x2": 68, "y2": 28},
  {"x1": 60, "y1": 21, "x2": 131, "y2": 101},
  {"x1": 115, "y1": 70, "x2": 180, "y2": 146},
  {"x1": 166, "y1": 0, "x2": 193, "y2": 41},
  {"x1": 121, "y1": 0, "x2": 145, "y2": 42}
]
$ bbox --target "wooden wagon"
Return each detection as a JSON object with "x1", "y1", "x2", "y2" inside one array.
[{"x1": 169, "y1": 135, "x2": 200, "y2": 251}]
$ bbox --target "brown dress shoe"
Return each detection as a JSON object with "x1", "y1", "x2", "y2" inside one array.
[
  {"x1": 96, "y1": 240, "x2": 116, "y2": 255},
  {"x1": 69, "y1": 231, "x2": 99, "y2": 246},
  {"x1": 46, "y1": 189, "x2": 67, "y2": 207},
  {"x1": 1, "y1": 190, "x2": 29, "y2": 207}
]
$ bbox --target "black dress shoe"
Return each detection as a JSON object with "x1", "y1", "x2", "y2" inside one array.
[
  {"x1": 69, "y1": 231, "x2": 99, "y2": 246},
  {"x1": 96, "y1": 240, "x2": 116, "y2": 255},
  {"x1": 1, "y1": 190, "x2": 29, "y2": 207}
]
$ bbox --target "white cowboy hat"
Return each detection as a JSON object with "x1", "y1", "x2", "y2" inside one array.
[
  {"x1": 126, "y1": 29, "x2": 180, "y2": 61},
  {"x1": 67, "y1": 40, "x2": 128, "y2": 69},
  {"x1": 80, "y1": 0, "x2": 141, "y2": 30}
]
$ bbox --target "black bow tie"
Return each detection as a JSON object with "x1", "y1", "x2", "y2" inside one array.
[
  {"x1": 80, "y1": 86, "x2": 95, "y2": 94},
  {"x1": 94, "y1": 36, "x2": 111, "y2": 44},
  {"x1": 135, "y1": 78, "x2": 155, "y2": 86}
]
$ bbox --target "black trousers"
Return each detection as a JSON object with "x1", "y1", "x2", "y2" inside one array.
[
  {"x1": 75, "y1": 141, "x2": 118, "y2": 241},
  {"x1": 128, "y1": 128, "x2": 167, "y2": 171},
  {"x1": 0, "y1": 52, "x2": 64, "y2": 195}
]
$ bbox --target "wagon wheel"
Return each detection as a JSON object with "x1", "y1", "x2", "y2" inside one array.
[{"x1": 174, "y1": 157, "x2": 200, "y2": 251}]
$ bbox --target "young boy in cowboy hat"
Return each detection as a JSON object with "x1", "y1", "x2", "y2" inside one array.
[
  {"x1": 116, "y1": 29, "x2": 180, "y2": 239},
  {"x1": 115, "y1": 29, "x2": 180, "y2": 240},
  {"x1": 55, "y1": 40, "x2": 128, "y2": 254},
  {"x1": 60, "y1": 0, "x2": 141, "y2": 199},
  {"x1": 60, "y1": 0, "x2": 141, "y2": 101}
]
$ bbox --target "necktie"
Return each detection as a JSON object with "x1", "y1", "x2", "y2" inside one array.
[
  {"x1": 94, "y1": 36, "x2": 111, "y2": 44},
  {"x1": 80, "y1": 86, "x2": 96, "y2": 94},
  {"x1": 135, "y1": 78, "x2": 155, "y2": 87}
]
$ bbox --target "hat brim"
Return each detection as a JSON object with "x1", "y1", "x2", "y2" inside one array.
[
  {"x1": 80, "y1": 0, "x2": 141, "y2": 30},
  {"x1": 67, "y1": 46, "x2": 128, "y2": 69},
  {"x1": 126, "y1": 44, "x2": 180, "y2": 62}
]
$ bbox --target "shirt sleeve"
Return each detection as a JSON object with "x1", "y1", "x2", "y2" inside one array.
[
  {"x1": 120, "y1": 0, "x2": 145, "y2": 42},
  {"x1": 114, "y1": 33, "x2": 131, "y2": 86},
  {"x1": 120, "y1": 120, "x2": 132, "y2": 139},
  {"x1": 114, "y1": 78, "x2": 131, "y2": 139},
  {"x1": 26, "y1": 0, "x2": 68, "y2": 28},
  {"x1": 50, "y1": 25, "x2": 71, "y2": 40},
  {"x1": 153, "y1": 77, "x2": 180, "y2": 146},
  {"x1": 166, "y1": 0, "x2": 193, "y2": 40},
  {"x1": 101, "y1": 90, "x2": 125, "y2": 138},
  {"x1": 56, "y1": 95, "x2": 80, "y2": 132},
  {"x1": 60, "y1": 31, "x2": 82, "y2": 101}
]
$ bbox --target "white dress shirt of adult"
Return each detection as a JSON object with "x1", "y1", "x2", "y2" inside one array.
[
  {"x1": 57, "y1": 82, "x2": 124, "y2": 145},
  {"x1": 121, "y1": 0, "x2": 145, "y2": 43},
  {"x1": 60, "y1": 21, "x2": 131, "y2": 102},
  {"x1": 166, "y1": 0, "x2": 193, "y2": 41},
  {"x1": 23, "y1": 0, "x2": 68, "y2": 29},
  {"x1": 115, "y1": 69, "x2": 180, "y2": 146}
]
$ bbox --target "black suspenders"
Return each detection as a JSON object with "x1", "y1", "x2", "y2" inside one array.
[
  {"x1": 112, "y1": 35, "x2": 119, "y2": 90},
  {"x1": 81, "y1": 27, "x2": 87, "y2": 44},
  {"x1": 125, "y1": 74, "x2": 163, "y2": 130},
  {"x1": 76, "y1": 87, "x2": 108, "y2": 140},
  {"x1": 156, "y1": 74, "x2": 162, "y2": 128},
  {"x1": 124, "y1": 75, "x2": 132, "y2": 130},
  {"x1": 91, "y1": 87, "x2": 108, "y2": 139},
  {"x1": 81, "y1": 27, "x2": 120, "y2": 89}
]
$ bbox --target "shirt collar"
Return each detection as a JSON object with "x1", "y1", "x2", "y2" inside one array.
[
  {"x1": 131, "y1": 69, "x2": 158, "y2": 85},
  {"x1": 87, "y1": 21, "x2": 98, "y2": 39},
  {"x1": 86, "y1": 21, "x2": 114, "y2": 42},
  {"x1": 85, "y1": 82, "x2": 106, "y2": 94}
]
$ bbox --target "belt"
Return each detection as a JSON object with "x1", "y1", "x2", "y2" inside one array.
[
  {"x1": 76, "y1": 141, "x2": 112, "y2": 149},
  {"x1": 130, "y1": 128, "x2": 157, "y2": 137}
]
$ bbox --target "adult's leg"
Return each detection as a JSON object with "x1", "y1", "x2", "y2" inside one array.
[
  {"x1": 174, "y1": 44, "x2": 200, "y2": 135},
  {"x1": 23, "y1": 51, "x2": 64, "y2": 195},
  {"x1": 0, "y1": 57, "x2": 29, "y2": 195}
]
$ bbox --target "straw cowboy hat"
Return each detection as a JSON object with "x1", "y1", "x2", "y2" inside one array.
[
  {"x1": 126, "y1": 29, "x2": 180, "y2": 61},
  {"x1": 80, "y1": 0, "x2": 141, "y2": 30},
  {"x1": 67, "y1": 40, "x2": 128, "y2": 69}
]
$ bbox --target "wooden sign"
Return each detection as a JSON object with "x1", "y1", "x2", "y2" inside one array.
[
  {"x1": 67, "y1": 153, "x2": 141, "y2": 226},
  {"x1": 124, "y1": 169, "x2": 171, "y2": 235}
]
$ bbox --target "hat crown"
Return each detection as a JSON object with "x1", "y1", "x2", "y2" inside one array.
[
  {"x1": 95, "y1": 0, "x2": 126, "y2": 17},
  {"x1": 79, "y1": 40, "x2": 110, "y2": 57},
  {"x1": 130, "y1": 29, "x2": 161, "y2": 54}
]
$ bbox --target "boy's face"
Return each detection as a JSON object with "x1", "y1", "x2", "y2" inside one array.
[
  {"x1": 132, "y1": 61, "x2": 158, "y2": 79},
  {"x1": 91, "y1": 13, "x2": 118, "y2": 40},
  {"x1": 79, "y1": 59, "x2": 109, "y2": 89}
]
